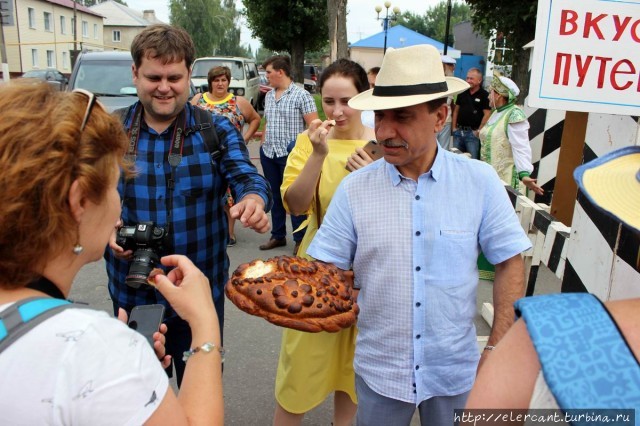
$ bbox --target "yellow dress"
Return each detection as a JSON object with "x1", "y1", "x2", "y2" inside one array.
[{"x1": 275, "y1": 133, "x2": 366, "y2": 413}]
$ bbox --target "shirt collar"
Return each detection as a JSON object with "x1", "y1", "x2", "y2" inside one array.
[{"x1": 385, "y1": 145, "x2": 445, "y2": 185}]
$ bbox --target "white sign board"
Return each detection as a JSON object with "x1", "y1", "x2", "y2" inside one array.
[{"x1": 529, "y1": 0, "x2": 640, "y2": 115}]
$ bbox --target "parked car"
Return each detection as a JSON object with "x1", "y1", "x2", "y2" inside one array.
[
  {"x1": 191, "y1": 56, "x2": 261, "y2": 109},
  {"x1": 21, "y1": 68, "x2": 68, "y2": 90},
  {"x1": 68, "y1": 51, "x2": 196, "y2": 113},
  {"x1": 303, "y1": 79, "x2": 317, "y2": 93},
  {"x1": 304, "y1": 64, "x2": 319, "y2": 82}
]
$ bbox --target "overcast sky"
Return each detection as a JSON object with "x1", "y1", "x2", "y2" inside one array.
[{"x1": 125, "y1": 0, "x2": 443, "y2": 51}]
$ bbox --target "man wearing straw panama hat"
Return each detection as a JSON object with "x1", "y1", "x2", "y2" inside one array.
[
  {"x1": 306, "y1": 44, "x2": 532, "y2": 425},
  {"x1": 465, "y1": 146, "x2": 640, "y2": 413}
]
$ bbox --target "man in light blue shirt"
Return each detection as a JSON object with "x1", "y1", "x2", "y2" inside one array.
[{"x1": 307, "y1": 45, "x2": 531, "y2": 425}]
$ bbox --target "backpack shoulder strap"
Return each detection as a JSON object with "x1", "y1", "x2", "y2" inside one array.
[
  {"x1": 0, "y1": 297, "x2": 75, "y2": 355},
  {"x1": 190, "y1": 105, "x2": 225, "y2": 161},
  {"x1": 515, "y1": 293, "x2": 640, "y2": 413}
]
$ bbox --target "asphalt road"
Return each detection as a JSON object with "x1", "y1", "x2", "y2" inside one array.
[{"x1": 69, "y1": 138, "x2": 561, "y2": 425}]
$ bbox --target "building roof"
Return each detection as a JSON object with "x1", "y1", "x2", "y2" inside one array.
[
  {"x1": 350, "y1": 24, "x2": 461, "y2": 58},
  {"x1": 45, "y1": 0, "x2": 103, "y2": 18},
  {"x1": 90, "y1": 0, "x2": 164, "y2": 27}
]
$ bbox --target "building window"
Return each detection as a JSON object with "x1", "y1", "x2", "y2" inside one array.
[
  {"x1": 63, "y1": 52, "x2": 69, "y2": 70},
  {"x1": 46, "y1": 50, "x2": 54, "y2": 68},
  {"x1": 44, "y1": 12, "x2": 52, "y2": 32},
  {"x1": 31, "y1": 49, "x2": 38, "y2": 68},
  {"x1": 28, "y1": 8, "x2": 36, "y2": 29},
  {"x1": 60, "y1": 16, "x2": 66, "y2": 34},
  {"x1": 94, "y1": 23, "x2": 98, "y2": 39},
  {"x1": 112, "y1": 30, "x2": 121, "y2": 42},
  {"x1": 71, "y1": 18, "x2": 75, "y2": 36},
  {"x1": 82, "y1": 21, "x2": 88, "y2": 37}
]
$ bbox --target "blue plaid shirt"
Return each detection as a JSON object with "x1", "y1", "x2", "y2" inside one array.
[{"x1": 105, "y1": 102, "x2": 272, "y2": 318}]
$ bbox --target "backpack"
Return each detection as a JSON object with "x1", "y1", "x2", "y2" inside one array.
[
  {"x1": 0, "y1": 298, "x2": 76, "y2": 355},
  {"x1": 113, "y1": 104, "x2": 225, "y2": 163}
]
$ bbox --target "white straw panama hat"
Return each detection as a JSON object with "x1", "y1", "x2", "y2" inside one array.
[
  {"x1": 348, "y1": 44, "x2": 469, "y2": 111},
  {"x1": 574, "y1": 145, "x2": 640, "y2": 232}
]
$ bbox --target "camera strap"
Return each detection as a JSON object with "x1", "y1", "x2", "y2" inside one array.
[{"x1": 123, "y1": 104, "x2": 189, "y2": 237}]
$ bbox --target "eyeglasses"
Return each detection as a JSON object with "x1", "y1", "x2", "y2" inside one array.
[{"x1": 72, "y1": 88, "x2": 97, "y2": 132}]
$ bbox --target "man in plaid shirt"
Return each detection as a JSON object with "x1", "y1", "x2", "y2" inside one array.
[
  {"x1": 260, "y1": 56, "x2": 318, "y2": 254},
  {"x1": 105, "y1": 24, "x2": 272, "y2": 386}
]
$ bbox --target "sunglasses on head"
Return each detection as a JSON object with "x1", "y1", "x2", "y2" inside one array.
[{"x1": 72, "y1": 88, "x2": 97, "y2": 132}]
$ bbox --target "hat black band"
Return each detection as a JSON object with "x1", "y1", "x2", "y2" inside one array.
[{"x1": 373, "y1": 81, "x2": 449, "y2": 97}]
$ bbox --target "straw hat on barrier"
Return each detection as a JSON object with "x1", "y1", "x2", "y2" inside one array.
[{"x1": 574, "y1": 145, "x2": 640, "y2": 232}]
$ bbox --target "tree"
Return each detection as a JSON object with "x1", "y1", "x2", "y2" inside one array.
[
  {"x1": 215, "y1": 0, "x2": 252, "y2": 57},
  {"x1": 242, "y1": 0, "x2": 328, "y2": 82},
  {"x1": 396, "y1": 1, "x2": 471, "y2": 45},
  {"x1": 169, "y1": 0, "x2": 226, "y2": 58},
  {"x1": 465, "y1": 0, "x2": 538, "y2": 101},
  {"x1": 255, "y1": 47, "x2": 280, "y2": 64},
  {"x1": 327, "y1": 0, "x2": 348, "y2": 61}
]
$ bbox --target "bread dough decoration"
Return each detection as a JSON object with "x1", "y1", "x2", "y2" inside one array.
[{"x1": 225, "y1": 256, "x2": 358, "y2": 332}]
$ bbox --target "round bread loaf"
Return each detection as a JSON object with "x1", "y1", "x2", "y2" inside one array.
[{"x1": 225, "y1": 256, "x2": 358, "y2": 332}]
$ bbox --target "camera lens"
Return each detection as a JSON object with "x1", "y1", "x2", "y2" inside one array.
[{"x1": 125, "y1": 248, "x2": 160, "y2": 289}]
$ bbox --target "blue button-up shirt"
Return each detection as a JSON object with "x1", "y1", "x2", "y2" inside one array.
[
  {"x1": 307, "y1": 148, "x2": 531, "y2": 403},
  {"x1": 105, "y1": 102, "x2": 272, "y2": 318}
]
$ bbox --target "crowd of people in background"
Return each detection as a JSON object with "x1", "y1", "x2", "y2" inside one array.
[{"x1": 2, "y1": 21, "x2": 638, "y2": 426}]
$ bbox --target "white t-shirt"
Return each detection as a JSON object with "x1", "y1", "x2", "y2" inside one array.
[{"x1": 0, "y1": 304, "x2": 169, "y2": 425}]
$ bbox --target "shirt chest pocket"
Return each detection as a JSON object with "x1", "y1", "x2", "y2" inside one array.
[
  {"x1": 433, "y1": 229, "x2": 478, "y2": 269},
  {"x1": 175, "y1": 153, "x2": 218, "y2": 199}
]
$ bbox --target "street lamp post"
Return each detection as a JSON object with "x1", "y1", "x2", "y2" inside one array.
[{"x1": 375, "y1": 2, "x2": 400, "y2": 55}]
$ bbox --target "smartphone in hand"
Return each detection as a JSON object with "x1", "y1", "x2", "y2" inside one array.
[
  {"x1": 346, "y1": 140, "x2": 384, "y2": 171},
  {"x1": 128, "y1": 304, "x2": 165, "y2": 347},
  {"x1": 362, "y1": 140, "x2": 384, "y2": 161}
]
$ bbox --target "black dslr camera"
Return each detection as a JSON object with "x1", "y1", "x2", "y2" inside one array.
[{"x1": 116, "y1": 222, "x2": 168, "y2": 289}]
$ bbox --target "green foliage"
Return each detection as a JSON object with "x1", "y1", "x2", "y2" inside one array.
[
  {"x1": 314, "y1": 93, "x2": 326, "y2": 121},
  {"x1": 169, "y1": 0, "x2": 226, "y2": 57},
  {"x1": 396, "y1": 1, "x2": 470, "y2": 44},
  {"x1": 465, "y1": 0, "x2": 537, "y2": 63},
  {"x1": 305, "y1": 42, "x2": 330, "y2": 65},
  {"x1": 255, "y1": 47, "x2": 280, "y2": 64},
  {"x1": 242, "y1": 0, "x2": 328, "y2": 54},
  {"x1": 215, "y1": 0, "x2": 252, "y2": 57}
]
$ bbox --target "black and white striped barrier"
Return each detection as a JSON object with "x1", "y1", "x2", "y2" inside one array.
[{"x1": 505, "y1": 186, "x2": 570, "y2": 296}]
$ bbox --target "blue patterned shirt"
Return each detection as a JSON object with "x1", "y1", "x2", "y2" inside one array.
[
  {"x1": 307, "y1": 148, "x2": 531, "y2": 403},
  {"x1": 105, "y1": 102, "x2": 272, "y2": 318}
]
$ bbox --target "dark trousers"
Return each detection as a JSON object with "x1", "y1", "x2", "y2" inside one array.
[
  {"x1": 259, "y1": 146, "x2": 306, "y2": 242},
  {"x1": 114, "y1": 294, "x2": 224, "y2": 388}
]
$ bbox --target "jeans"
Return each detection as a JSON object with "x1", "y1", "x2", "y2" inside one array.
[
  {"x1": 259, "y1": 146, "x2": 306, "y2": 242},
  {"x1": 453, "y1": 128, "x2": 480, "y2": 160},
  {"x1": 437, "y1": 123, "x2": 452, "y2": 151}
]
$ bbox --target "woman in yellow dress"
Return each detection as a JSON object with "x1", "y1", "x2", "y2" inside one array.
[{"x1": 273, "y1": 59, "x2": 377, "y2": 426}]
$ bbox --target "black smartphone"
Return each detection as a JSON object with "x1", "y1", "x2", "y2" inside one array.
[{"x1": 128, "y1": 304, "x2": 165, "y2": 347}]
